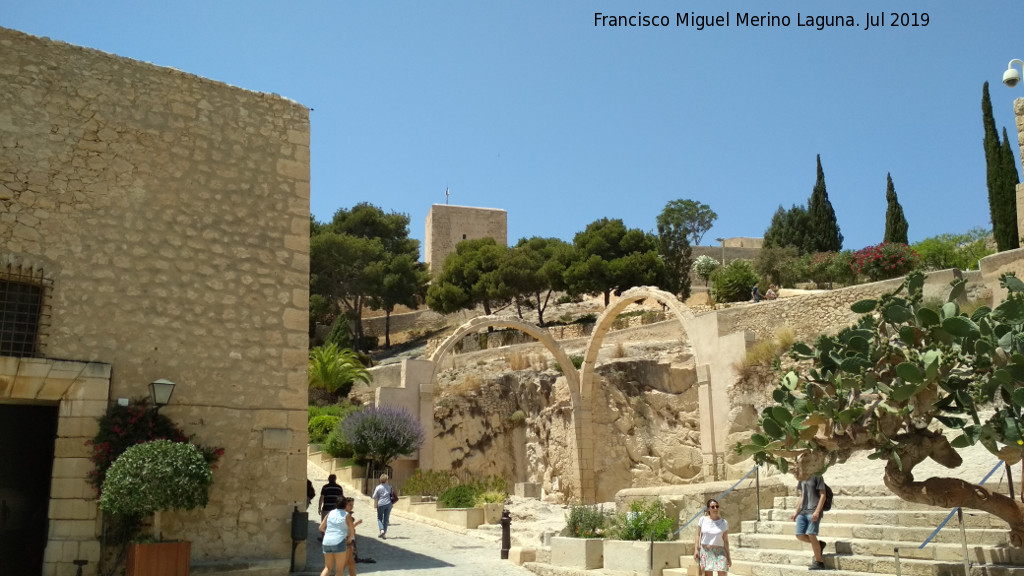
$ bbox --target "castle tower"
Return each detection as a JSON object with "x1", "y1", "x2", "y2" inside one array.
[{"x1": 424, "y1": 204, "x2": 507, "y2": 273}]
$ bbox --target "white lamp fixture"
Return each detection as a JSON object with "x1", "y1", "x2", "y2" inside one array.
[
  {"x1": 149, "y1": 378, "x2": 176, "y2": 410},
  {"x1": 1003, "y1": 59, "x2": 1024, "y2": 88}
]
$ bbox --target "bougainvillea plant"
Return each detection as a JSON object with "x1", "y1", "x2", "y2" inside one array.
[
  {"x1": 849, "y1": 242, "x2": 921, "y2": 282},
  {"x1": 87, "y1": 399, "x2": 223, "y2": 495}
]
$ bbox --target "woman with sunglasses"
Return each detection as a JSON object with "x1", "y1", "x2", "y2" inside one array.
[{"x1": 694, "y1": 499, "x2": 731, "y2": 575}]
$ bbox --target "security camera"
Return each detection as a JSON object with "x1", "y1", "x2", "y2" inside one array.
[{"x1": 1004, "y1": 67, "x2": 1021, "y2": 88}]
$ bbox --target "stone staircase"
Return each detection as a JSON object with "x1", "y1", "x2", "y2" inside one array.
[
  {"x1": 664, "y1": 486, "x2": 1024, "y2": 576},
  {"x1": 306, "y1": 444, "x2": 368, "y2": 494}
]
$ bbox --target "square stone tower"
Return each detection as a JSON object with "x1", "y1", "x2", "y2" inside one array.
[{"x1": 425, "y1": 204, "x2": 507, "y2": 273}]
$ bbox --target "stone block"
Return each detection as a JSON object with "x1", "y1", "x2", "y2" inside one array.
[
  {"x1": 51, "y1": 457, "x2": 93, "y2": 479},
  {"x1": 603, "y1": 539, "x2": 690, "y2": 576},
  {"x1": 550, "y1": 537, "x2": 603, "y2": 569},
  {"x1": 507, "y1": 546, "x2": 536, "y2": 566},
  {"x1": 50, "y1": 520, "x2": 98, "y2": 539},
  {"x1": 515, "y1": 482, "x2": 540, "y2": 499}
]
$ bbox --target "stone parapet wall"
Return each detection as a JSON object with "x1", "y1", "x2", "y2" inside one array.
[
  {"x1": 0, "y1": 26, "x2": 309, "y2": 574},
  {"x1": 715, "y1": 270, "x2": 977, "y2": 342}
]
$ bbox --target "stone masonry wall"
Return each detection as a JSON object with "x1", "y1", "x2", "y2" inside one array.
[
  {"x1": 715, "y1": 270, "x2": 973, "y2": 342},
  {"x1": 424, "y1": 204, "x2": 507, "y2": 273},
  {"x1": 0, "y1": 26, "x2": 309, "y2": 574}
]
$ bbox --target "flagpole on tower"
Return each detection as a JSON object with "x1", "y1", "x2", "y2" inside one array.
[{"x1": 445, "y1": 187, "x2": 450, "y2": 205}]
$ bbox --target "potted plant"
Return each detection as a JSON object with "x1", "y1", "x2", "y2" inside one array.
[
  {"x1": 551, "y1": 503, "x2": 607, "y2": 569},
  {"x1": 603, "y1": 499, "x2": 687, "y2": 576},
  {"x1": 87, "y1": 400, "x2": 222, "y2": 576},
  {"x1": 99, "y1": 439, "x2": 215, "y2": 576}
]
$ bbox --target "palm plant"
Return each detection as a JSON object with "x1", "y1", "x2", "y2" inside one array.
[{"x1": 309, "y1": 343, "x2": 371, "y2": 398}]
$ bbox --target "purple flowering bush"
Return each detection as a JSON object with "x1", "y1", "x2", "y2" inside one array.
[{"x1": 339, "y1": 405, "x2": 425, "y2": 468}]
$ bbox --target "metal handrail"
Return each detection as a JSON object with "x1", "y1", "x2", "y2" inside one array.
[
  {"x1": 675, "y1": 465, "x2": 760, "y2": 535},
  {"x1": 894, "y1": 460, "x2": 1004, "y2": 575}
]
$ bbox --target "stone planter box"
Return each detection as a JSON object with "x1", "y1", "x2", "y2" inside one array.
[
  {"x1": 394, "y1": 498, "x2": 485, "y2": 529},
  {"x1": 127, "y1": 541, "x2": 190, "y2": 576},
  {"x1": 550, "y1": 536, "x2": 603, "y2": 569},
  {"x1": 483, "y1": 502, "x2": 504, "y2": 524},
  {"x1": 603, "y1": 539, "x2": 691, "y2": 576}
]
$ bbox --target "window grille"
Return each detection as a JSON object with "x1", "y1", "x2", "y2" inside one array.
[{"x1": 0, "y1": 264, "x2": 51, "y2": 358}]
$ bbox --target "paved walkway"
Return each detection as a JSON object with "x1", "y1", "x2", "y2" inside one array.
[{"x1": 300, "y1": 464, "x2": 534, "y2": 576}]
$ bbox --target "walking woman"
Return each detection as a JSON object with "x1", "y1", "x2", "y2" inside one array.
[
  {"x1": 371, "y1": 473, "x2": 394, "y2": 538},
  {"x1": 319, "y1": 497, "x2": 357, "y2": 576},
  {"x1": 693, "y1": 498, "x2": 731, "y2": 575}
]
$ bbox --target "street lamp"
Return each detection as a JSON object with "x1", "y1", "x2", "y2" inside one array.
[
  {"x1": 1003, "y1": 59, "x2": 1024, "y2": 88},
  {"x1": 149, "y1": 378, "x2": 176, "y2": 411},
  {"x1": 715, "y1": 237, "x2": 726, "y2": 265}
]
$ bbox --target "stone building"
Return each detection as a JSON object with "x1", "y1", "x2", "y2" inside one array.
[
  {"x1": 424, "y1": 204, "x2": 507, "y2": 273},
  {"x1": 0, "y1": 27, "x2": 309, "y2": 576}
]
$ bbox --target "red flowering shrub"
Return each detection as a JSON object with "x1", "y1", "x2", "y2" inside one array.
[
  {"x1": 849, "y1": 242, "x2": 921, "y2": 281},
  {"x1": 87, "y1": 400, "x2": 223, "y2": 495}
]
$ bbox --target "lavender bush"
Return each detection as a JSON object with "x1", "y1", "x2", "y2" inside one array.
[{"x1": 339, "y1": 405, "x2": 425, "y2": 468}]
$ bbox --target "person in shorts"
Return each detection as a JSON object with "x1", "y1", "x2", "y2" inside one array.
[{"x1": 790, "y1": 474, "x2": 828, "y2": 570}]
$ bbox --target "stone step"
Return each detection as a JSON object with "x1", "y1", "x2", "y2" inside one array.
[
  {"x1": 758, "y1": 508, "x2": 1007, "y2": 529},
  {"x1": 733, "y1": 532, "x2": 1024, "y2": 564},
  {"x1": 772, "y1": 495, "x2": 994, "y2": 512},
  {"x1": 728, "y1": 556, "x2": 1024, "y2": 576},
  {"x1": 741, "y1": 519, "x2": 1010, "y2": 545}
]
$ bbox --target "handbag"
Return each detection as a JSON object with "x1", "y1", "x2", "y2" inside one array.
[{"x1": 389, "y1": 488, "x2": 399, "y2": 504}]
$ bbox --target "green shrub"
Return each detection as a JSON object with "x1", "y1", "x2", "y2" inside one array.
[
  {"x1": 474, "y1": 490, "x2": 508, "y2": 507},
  {"x1": 573, "y1": 313, "x2": 598, "y2": 324},
  {"x1": 912, "y1": 228, "x2": 993, "y2": 271},
  {"x1": 308, "y1": 415, "x2": 340, "y2": 444},
  {"x1": 803, "y1": 251, "x2": 856, "y2": 288},
  {"x1": 324, "y1": 425, "x2": 354, "y2": 458},
  {"x1": 607, "y1": 499, "x2": 675, "y2": 541},
  {"x1": 565, "y1": 504, "x2": 607, "y2": 538},
  {"x1": 710, "y1": 260, "x2": 759, "y2": 303},
  {"x1": 402, "y1": 469, "x2": 453, "y2": 498},
  {"x1": 100, "y1": 440, "x2": 213, "y2": 517},
  {"x1": 309, "y1": 401, "x2": 362, "y2": 421},
  {"x1": 438, "y1": 484, "x2": 477, "y2": 509},
  {"x1": 570, "y1": 355, "x2": 584, "y2": 369}
]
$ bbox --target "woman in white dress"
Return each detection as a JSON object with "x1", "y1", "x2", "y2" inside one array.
[{"x1": 693, "y1": 498, "x2": 731, "y2": 575}]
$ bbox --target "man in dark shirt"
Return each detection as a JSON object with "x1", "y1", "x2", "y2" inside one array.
[
  {"x1": 790, "y1": 474, "x2": 828, "y2": 570},
  {"x1": 318, "y1": 474, "x2": 345, "y2": 520}
]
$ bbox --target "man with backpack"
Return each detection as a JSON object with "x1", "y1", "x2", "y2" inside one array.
[{"x1": 790, "y1": 474, "x2": 830, "y2": 570}]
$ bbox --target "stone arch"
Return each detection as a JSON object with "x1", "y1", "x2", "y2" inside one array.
[
  {"x1": 427, "y1": 315, "x2": 586, "y2": 501},
  {"x1": 579, "y1": 286, "x2": 695, "y2": 403},
  {"x1": 576, "y1": 286, "x2": 697, "y2": 503},
  {"x1": 428, "y1": 315, "x2": 581, "y2": 399}
]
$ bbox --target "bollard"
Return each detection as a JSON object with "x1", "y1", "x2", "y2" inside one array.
[
  {"x1": 74, "y1": 560, "x2": 88, "y2": 576},
  {"x1": 500, "y1": 509, "x2": 512, "y2": 560}
]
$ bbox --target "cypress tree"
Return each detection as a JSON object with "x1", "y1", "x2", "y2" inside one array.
[
  {"x1": 1000, "y1": 127, "x2": 1021, "y2": 249},
  {"x1": 883, "y1": 172, "x2": 909, "y2": 244},
  {"x1": 982, "y1": 82, "x2": 1018, "y2": 251},
  {"x1": 806, "y1": 155, "x2": 843, "y2": 252}
]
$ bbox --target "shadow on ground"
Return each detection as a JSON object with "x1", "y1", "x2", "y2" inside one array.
[{"x1": 296, "y1": 518, "x2": 456, "y2": 574}]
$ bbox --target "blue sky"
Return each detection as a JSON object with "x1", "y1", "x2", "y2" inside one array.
[{"x1": 6, "y1": 1, "x2": 1024, "y2": 256}]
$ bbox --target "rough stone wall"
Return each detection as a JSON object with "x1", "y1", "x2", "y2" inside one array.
[
  {"x1": 0, "y1": 26, "x2": 309, "y2": 574},
  {"x1": 424, "y1": 204, "x2": 507, "y2": 273}
]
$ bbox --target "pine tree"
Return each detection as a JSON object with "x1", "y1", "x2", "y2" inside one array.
[
  {"x1": 883, "y1": 172, "x2": 909, "y2": 244},
  {"x1": 763, "y1": 204, "x2": 811, "y2": 253},
  {"x1": 806, "y1": 155, "x2": 843, "y2": 252},
  {"x1": 982, "y1": 82, "x2": 1019, "y2": 251}
]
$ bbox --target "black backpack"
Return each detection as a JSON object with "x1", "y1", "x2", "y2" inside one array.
[{"x1": 822, "y1": 482, "x2": 834, "y2": 512}]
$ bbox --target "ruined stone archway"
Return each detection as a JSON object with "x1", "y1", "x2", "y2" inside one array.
[
  {"x1": 577, "y1": 286, "x2": 697, "y2": 503},
  {"x1": 427, "y1": 315, "x2": 586, "y2": 501}
]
